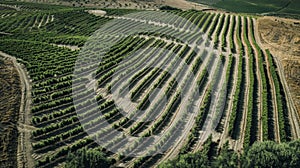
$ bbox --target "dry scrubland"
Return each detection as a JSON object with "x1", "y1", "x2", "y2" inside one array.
[
  {"x1": 0, "y1": 56, "x2": 21, "y2": 168},
  {"x1": 258, "y1": 17, "x2": 300, "y2": 114}
]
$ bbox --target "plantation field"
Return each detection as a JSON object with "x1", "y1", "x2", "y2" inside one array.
[
  {"x1": 257, "y1": 16, "x2": 300, "y2": 125},
  {"x1": 189, "y1": 0, "x2": 300, "y2": 17},
  {"x1": 214, "y1": 0, "x2": 290, "y2": 13},
  {"x1": 0, "y1": 1, "x2": 299, "y2": 167}
]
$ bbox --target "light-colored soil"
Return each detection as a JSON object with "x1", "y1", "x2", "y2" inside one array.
[
  {"x1": 0, "y1": 4, "x2": 20, "y2": 11},
  {"x1": 87, "y1": 10, "x2": 107, "y2": 16},
  {"x1": 257, "y1": 16, "x2": 300, "y2": 138},
  {"x1": 258, "y1": 17, "x2": 300, "y2": 57},
  {"x1": 53, "y1": 44, "x2": 80, "y2": 51},
  {"x1": 253, "y1": 17, "x2": 283, "y2": 142},
  {"x1": 0, "y1": 32, "x2": 12, "y2": 35},
  {"x1": 162, "y1": 0, "x2": 208, "y2": 10}
]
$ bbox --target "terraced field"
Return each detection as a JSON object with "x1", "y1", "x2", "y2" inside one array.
[{"x1": 0, "y1": 1, "x2": 299, "y2": 167}]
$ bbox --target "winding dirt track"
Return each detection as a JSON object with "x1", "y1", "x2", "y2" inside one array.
[
  {"x1": 0, "y1": 32, "x2": 12, "y2": 35},
  {"x1": 0, "y1": 4, "x2": 20, "y2": 11},
  {"x1": 257, "y1": 19, "x2": 280, "y2": 142},
  {"x1": 253, "y1": 19, "x2": 300, "y2": 140},
  {"x1": 274, "y1": 56, "x2": 300, "y2": 139},
  {"x1": 0, "y1": 51, "x2": 34, "y2": 168}
]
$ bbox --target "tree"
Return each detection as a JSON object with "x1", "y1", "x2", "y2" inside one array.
[
  {"x1": 242, "y1": 141, "x2": 300, "y2": 168},
  {"x1": 159, "y1": 140, "x2": 300, "y2": 168},
  {"x1": 65, "y1": 148, "x2": 112, "y2": 168},
  {"x1": 158, "y1": 151, "x2": 210, "y2": 168},
  {"x1": 212, "y1": 142, "x2": 238, "y2": 168}
]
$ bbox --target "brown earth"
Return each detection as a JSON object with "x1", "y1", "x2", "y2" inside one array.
[
  {"x1": 160, "y1": 0, "x2": 208, "y2": 10},
  {"x1": 0, "y1": 56, "x2": 21, "y2": 168},
  {"x1": 257, "y1": 16, "x2": 300, "y2": 115}
]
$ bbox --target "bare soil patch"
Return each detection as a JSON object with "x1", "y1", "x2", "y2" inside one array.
[
  {"x1": 257, "y1": 16, "x2": 300, "y2": 115},
  {"x1": 162, "y1": 0, "x2": 207, "y2": 10},
  {"x1": 88, "y1": 9, "x2": 107, "y2": 16}
]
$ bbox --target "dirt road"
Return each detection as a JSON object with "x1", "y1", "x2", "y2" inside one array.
[
  {"x1": 0, "y1": 51, "x2": 34, "y2": 168},
  {"x1": 254, "y1": 20, "x2": 300, "y2": 140}
]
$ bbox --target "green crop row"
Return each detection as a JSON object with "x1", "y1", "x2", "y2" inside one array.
[
  {"x1": 266, "y1": 50, "x2": 291, "y2": 142},
  {"x1": 228, "y1": 16, "x2": 244, "y2": 138}
]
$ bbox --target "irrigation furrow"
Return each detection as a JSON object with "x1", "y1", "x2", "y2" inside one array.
[
  {"x1": 235, "y1": 16, "x2": 250, "y2": 151},
  {"x1": 193, "y1": 20, "x2": 230, "y2": 151},
  {"x1": 44, "y1": 40, "x2": 184, "y2": 164},
  {"x1": 126, "y1": 42, "x2": 221, "y2": 168},
  {"x1": 218, "y1": 15, "x2": 239, "y2": 148},
  {"x1": 247, "y1": 17, "x2": 264, "y2": 142}
]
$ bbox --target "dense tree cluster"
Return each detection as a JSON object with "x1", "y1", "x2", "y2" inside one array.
[
  {"x1": 64, "y1": 148, "x2": 112, "y2": 168},
  {"x1": 159, "y1": 140, "x2": 300, "y2": 168}
]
